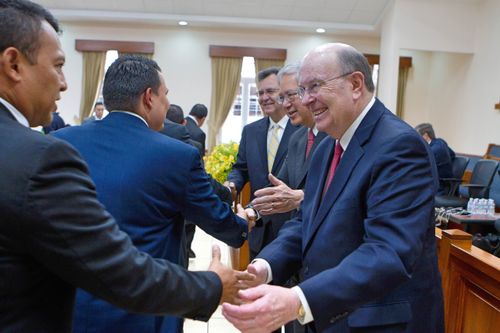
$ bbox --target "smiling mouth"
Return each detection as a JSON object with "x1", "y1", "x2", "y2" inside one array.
[
  {"x1": 313, "y1": 108, "x2": 327, "y2": 117},
  {"x1": 287, "y1": 110, "x2": 297, "y2": 117}
]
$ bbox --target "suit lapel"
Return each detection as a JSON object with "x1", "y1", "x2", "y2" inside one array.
[
  {"x1": 293, "y1": 130, "x2": 308, "y2": 188},
  {"x1": 271, "y1": 120, "x2": 294, "y2": 174},
  {"x1": 257, "y1": 118, "x2": 270, "y2": 173}
]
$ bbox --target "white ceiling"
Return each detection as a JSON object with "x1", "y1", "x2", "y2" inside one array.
[{"x1": 35, "y1": 0, "x2": 483, "y2": 36}]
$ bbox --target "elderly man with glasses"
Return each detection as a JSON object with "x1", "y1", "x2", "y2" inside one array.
[
  {"x1": 223, "y1": 43, "x2": 444, "y2": 333},
  {"x1": 226, "y1": 66, "x2": 299, "y2": 262},
  {"x1": 250, "y1": 62, "x2": 327, "y2": 220}
]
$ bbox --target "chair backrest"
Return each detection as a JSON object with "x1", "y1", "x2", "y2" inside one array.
[
  {"x1": 468, "y1": 159, "x2": 499, "y2": 198},
  {"x1": 445, "y1": 156, "x2": 470, "y2": 196},
  {"x1": 452, "y1": 156, "x2": 469, "y2": 180}
]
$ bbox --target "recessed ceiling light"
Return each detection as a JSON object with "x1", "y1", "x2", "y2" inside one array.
[
  {"x1": 178, "y1": 21, "x2": 188, "y2": 26},
  {"x1": 316, "y1": 28, "x2": 326, "y2": 34}
]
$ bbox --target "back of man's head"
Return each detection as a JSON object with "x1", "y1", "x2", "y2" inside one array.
[
  {"x1": 415, "y1": 123, "x2": 436, "y2": 140},
  {"x1": 103, "y1": 55, "x2": 161, "y2": 113},
  {"x1": 189, "y1": 104, "x2": 208, "y2": 119},
  {"x1": 257, "y1": 66, "x2": 280, "y2": 83},
  {"x1": 0, "y1": 0, "x2": 60, "y2": 64},
  {"x1": 167, "y1": 104, "x2": 185, "y2": 124}
]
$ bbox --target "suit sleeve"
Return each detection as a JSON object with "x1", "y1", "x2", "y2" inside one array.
[
  {"x1": 257, "y1": 215, "x2": 304, "y2": 285},
  {"x1": 22, "y1": 140, "x2": 221, "y2": 321},
  {"x1": 182, "y1": 148, "x2": 248, "y2": 248},
  {"x1": 298, "y1": 133, "x2": 436, "y2": 330},
  {"x1": 209, "y1": 176, "x2": 233, "y2": 204}
]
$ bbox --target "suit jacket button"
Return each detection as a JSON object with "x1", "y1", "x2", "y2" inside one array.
[
  {"x1": 242, "y1": 232, "x2": 247, "y2": 238},
  {"x1": 303, "y1": 266, "x2": 309, "y2": 275}
]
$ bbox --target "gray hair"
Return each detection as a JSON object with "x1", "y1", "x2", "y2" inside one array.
[
  {"x1": 277, "y1": 62, "x2": 300, "y2": 82},
  {"x1": 335, "y1": 47, "x2": 375, "y2": 93}
]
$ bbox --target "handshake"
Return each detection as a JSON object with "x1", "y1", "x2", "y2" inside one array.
[{"x1": 210, "y1": 253, "x2": 303, "y2": 333}]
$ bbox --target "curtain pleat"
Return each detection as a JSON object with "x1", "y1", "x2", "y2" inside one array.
[
  {"x1": 207, "y1": 57, "x2": 243, "y2": 152},
  {"x1": 79, "y1": 51, "x2": 106, "y2": 123}
]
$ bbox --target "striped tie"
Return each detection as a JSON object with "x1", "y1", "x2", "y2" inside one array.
[{"x1": 268, "y1": 124, "x2": 280, "y2": 172}]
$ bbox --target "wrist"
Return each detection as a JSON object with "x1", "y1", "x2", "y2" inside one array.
[{"x1": 245, "y1": 203, "x2": 261, "y2": 221}]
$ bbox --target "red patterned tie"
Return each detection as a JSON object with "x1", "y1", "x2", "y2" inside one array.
[
  {"x1": 324, "y1": 141, "x2": 343, "y2": 193},
  {"x1": 305, "y1": 129, "x2": 315, "y2": 159}
]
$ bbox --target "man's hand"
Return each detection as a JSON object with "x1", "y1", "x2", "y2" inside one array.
[
  {"x1": 239, "y1": 260, "x2": 268, "y2": 289},
  {"x1": 252, "y1": 174, "x2": 304, "y2": 215},
  {"x1": 222, "y1": 285, "x2": 301, "y2": 333},
  {"x1": 224, "y1": 181, "x2": 237, "y2": 203},
  {"x1": 236, "y1": 204, "x2": 256, "y2": 232},
  {"x1": 208, "y1": 244, "x2": 255, "y2": 304}
]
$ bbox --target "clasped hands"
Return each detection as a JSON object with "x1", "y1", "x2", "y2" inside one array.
[
  {"x1": 221, "y1": 260, "x2": 302, "y2": 333},
  {"x1": 251, "y1": 174, "x2": 304, "y2": 216},
  {"x1": 224, "y1": 181, "x2": 257, "y2": 232}
]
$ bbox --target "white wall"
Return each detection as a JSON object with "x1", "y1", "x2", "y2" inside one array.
[
  {"x1": 393, "y1": 0, "x2": 500, "y2": 155},
  {"x1": 56, "y1": 0, "x2": 500, "y2": 155},
  {"x1": 57, "y1": 23, "x2": 379, "y2": 130}
]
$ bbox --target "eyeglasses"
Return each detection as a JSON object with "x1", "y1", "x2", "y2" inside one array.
[
  {"x1": 277, "y1": 90, "x2": 299, "y2": 105},
  {"x1": 297, "y1": 72, "x2": 353, "y2": 100},
  {"x1": 256, "y1": 88, "x2": 280, "y2": 98}
]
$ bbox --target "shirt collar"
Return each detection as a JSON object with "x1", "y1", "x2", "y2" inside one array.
[
  {"x1": 339, "y1": 96, "x2": 375, "y2": 151},
  {"x1": 269, "y1": 115, "x2": 289, "y2": 131},
  {"x1": 0, "y1": 97, "x2": 29, "y2": 127},
  {"x1": 311, "y1": 125, "x2": 319, "y2": 136},
  {"x1": 110, "y1": 110, "x2": 149, "y2": 127}
]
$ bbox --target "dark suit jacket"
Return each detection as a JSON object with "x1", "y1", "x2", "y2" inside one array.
[
  {"x1": 42, "y1": 111, "x2": 66, "y2": 134},
  {"x1": 277, "y1": 127, "x2": 327, "y2": 217},
  {"x1": 185, "y1": 116, "x2": 206, "y2": 156},
  {"x1": 228, "y1": 116, "x2": 299, "y2": 255},
  {"x1": 0, "y1": 104, "x2": 223, "y2": 333},
  {"x1": 429, "y1": 138, "x2": 455, "y2": 194},
  {"x1": 258, "y1": 99, "x2": 444, "y2": 333},
  {"x1": 159, "y1": 119, "x2": 231, "y2": 203},
  {"x1": 53, "y1": 112, "x2": 247, "y2": 333}
]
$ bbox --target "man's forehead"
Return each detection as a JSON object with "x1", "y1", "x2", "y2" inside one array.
[{"x1": 280, "y1": 74, "x2": 298, "y2": 88}]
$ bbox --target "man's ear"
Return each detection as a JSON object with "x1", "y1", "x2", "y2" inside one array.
[
  {"x1": 142, "y1": 87, "x2": 154, "y2": 111},
  {"x1": 350, "y1": 71, "x2": 364, "y2": 99},
  {"x1": 0, "y1": 47, "x2": 23, "y2": 82}
]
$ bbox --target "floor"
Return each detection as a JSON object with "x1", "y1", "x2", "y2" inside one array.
[{"x1": 183, "y1": 227, "x2": 240, "y2": 333}]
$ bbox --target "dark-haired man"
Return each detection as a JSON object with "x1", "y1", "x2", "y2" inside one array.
[
  {"x1": 415, "y1": 122, "x2": 455, "y2": 194},
  {"x1": 185, "y1": 103, "x2": 208, "y2": 155},
  {"x1": 0, "y1": 1, "x2": 253, "y2": 332},
  {"x1": 54, "y1": 55, "x2": 255, "y2": 333},
  {"x1": 83, "y1": 101, "x2": 105, "y2": 123}
]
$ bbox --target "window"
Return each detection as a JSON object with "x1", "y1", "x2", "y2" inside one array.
[
  {"x1": 220, "y1": 57, "x2": 262, "y2": 143},
  {"x1": 92, "y1": 50, "x2": 118, "y2": 119}
]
